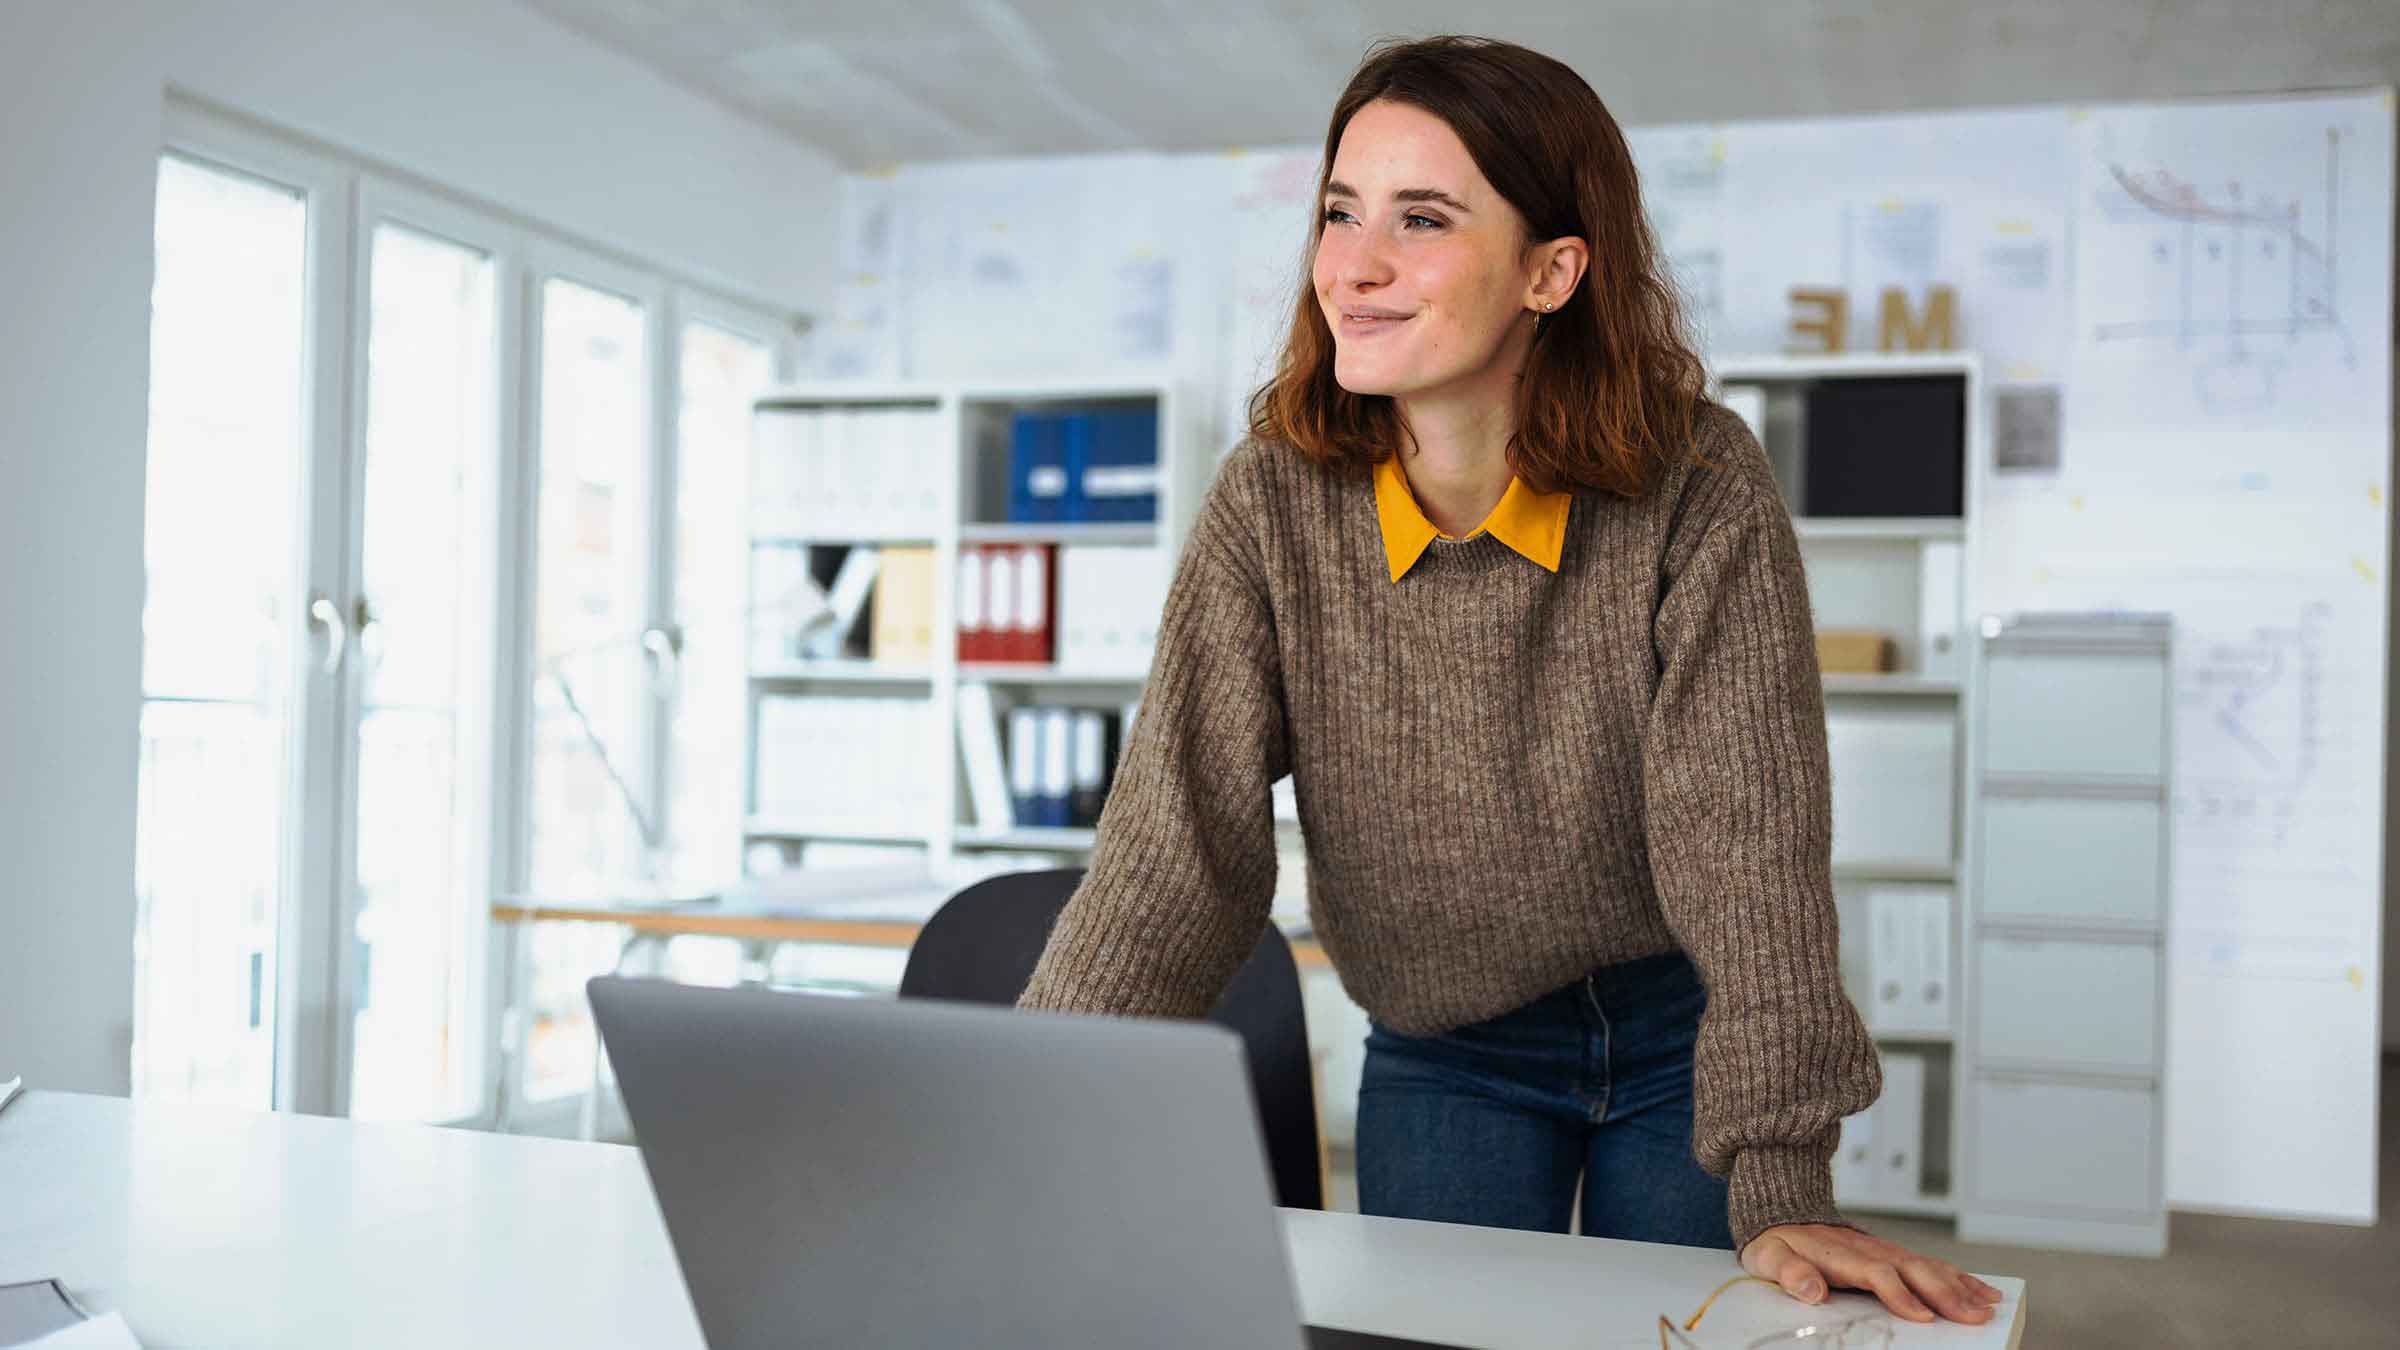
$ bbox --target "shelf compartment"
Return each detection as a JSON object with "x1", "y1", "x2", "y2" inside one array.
[
  {"x1": 1793, "y1": 517, "x2": 1964, "y2": 542},
  {"x1": 752, "y1": 662, "x2": 934, "y2": 685},
  {"x1": 1821, "y1": 673, "x2": 1959, "y2": 696},
  {"x1": 961, "y1": 662, "x2": 1146, "y2": 686},
  {"x1": 744, "y1": 819, "x2": 929, "y2": 845},
  {"x1": 959, "y1": 522, "x2": 1160, "y2": 546},
  {"x1": 955, "y1": 826, "x2": 1099, "y2": 850}
]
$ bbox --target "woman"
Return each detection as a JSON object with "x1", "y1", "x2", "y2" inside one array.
[{"x1": 1020, "y1": 35, "x2": 1999, "y2": 1328}]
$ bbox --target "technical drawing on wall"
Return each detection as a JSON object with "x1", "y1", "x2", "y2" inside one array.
[
  {"x1": 2081, "y1": 120, "x2": 2356, "y2": 410},
  {"x1": 2180, "y1": 598, "x2": 2328, "y2": 851},
  {"x1": 2066, "y1": 96, "x2": 2391, "y2": 484}
]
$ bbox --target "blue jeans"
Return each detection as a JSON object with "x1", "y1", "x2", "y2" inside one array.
[{"x1": 1354, "y1": 950, "x2": 1733, "y2": 1250}]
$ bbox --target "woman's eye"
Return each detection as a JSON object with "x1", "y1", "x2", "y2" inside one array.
[{"x1": 1319, "y1": 207, "x2": 1442, "y2": 231}]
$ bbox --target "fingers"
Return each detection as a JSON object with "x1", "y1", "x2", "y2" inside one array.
[
  {"x1": 1851, "y1": 1257, "x2": 1937, "y2": 1323},
  {"x1": 1790, "y1": 1230, "x2": 1997, "y2": 1325},
  {"x1": 1896, "y1": 1254, "x2": 1996, "y2": 1325},
  {"x1": 1744, "y1": 1226, "x2": 2007, "y2": 1326},
  {"x1": 1741, "y1": 1234, "x2": 1829, "y2": 1304}
]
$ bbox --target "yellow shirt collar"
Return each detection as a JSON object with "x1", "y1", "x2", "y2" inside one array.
[{"x1": 1373, "y1": 454, "x2": 1570, "y2": 582}]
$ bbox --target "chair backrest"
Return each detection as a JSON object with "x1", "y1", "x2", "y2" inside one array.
[{"x1": 899, "y1": 868, "x2": 1323, "y2": 1211}]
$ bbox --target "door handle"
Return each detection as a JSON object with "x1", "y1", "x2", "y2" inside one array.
[
  {"x1": 309, "y1": 594, "x2": 348, "y2": 677},
  {"x1": 354, "y1": 595, "x2": 384, "y2": 679},
  {"x1": 642, "y1": 624, "x2": 681, "y2": 698}
]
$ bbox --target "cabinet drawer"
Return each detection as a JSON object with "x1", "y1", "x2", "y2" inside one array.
[
  {"x1": 1971, "y1": 1076, "x2": 2158, "y2": 1215},
  {"x1": 1974, "y1": 936, "x2": 2158, "y2": 1072},
  {"x1": 1983, "y1": 651, "x2": 2165, "y2": 780},
  {"x1": 1979, "y1": 796, "x2": 2164, "y2": 926}
]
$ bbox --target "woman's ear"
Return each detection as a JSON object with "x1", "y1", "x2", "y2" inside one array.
[{"x1": 1526, "y1": 236, "x2": 1590, "y2": 314}]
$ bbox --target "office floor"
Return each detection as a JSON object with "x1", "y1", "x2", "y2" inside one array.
[{"x1": 1323, "y1": 1053, "x2": 2397, "y2": 1349}]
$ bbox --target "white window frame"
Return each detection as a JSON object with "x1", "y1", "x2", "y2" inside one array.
[
  {"x1": 152, "y1": 93, "x2": 802, "y2": 1127},
  {"x1": 155, "y1": 100, "x2": 355, "y2": 1118}
]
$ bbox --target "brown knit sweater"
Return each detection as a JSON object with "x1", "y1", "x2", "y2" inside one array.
[{"x1": 1018, "y1": 402, "x2": 1883, "y2": 1250}]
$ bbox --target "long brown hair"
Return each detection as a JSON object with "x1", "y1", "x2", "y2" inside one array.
[{"x1": 1246, "y1": 35, "x2": 1707, "y2": 499}]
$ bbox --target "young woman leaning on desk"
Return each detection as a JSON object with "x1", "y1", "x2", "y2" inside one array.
[{"x1": 1018, "y1": 34, "x2": 1999, "y2": 1329}]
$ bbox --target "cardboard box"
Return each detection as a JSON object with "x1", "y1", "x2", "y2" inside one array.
[{"x1": 1816, "y1": 630, "x2": 1897, "y2": 673}]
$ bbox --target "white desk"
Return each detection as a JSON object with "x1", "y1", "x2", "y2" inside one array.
[
  {"x1": 485, "y1": 879, "x2": 1329, "y2": 1136},
  {"x1": 0, "y1": 1093, "x2": 2026, "y2": 1349}
]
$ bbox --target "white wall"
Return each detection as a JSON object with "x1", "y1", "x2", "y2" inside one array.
[{"x1": 0, "y1": 0, "x2": 842, "y2": 1095}]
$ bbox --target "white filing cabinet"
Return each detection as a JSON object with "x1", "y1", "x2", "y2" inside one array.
[{"x1": 1960, "y1": 613, "x2": 2173, "y2": 1255}]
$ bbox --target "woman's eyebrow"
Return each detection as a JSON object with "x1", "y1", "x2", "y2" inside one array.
[{"x1": 1323, "y1": 180, "x2": 1473, "y2": 214}]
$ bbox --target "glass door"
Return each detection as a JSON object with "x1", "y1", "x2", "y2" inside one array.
[
  {"x1": 517, "y1": 250, "x2": 664, "y2": 1104},
  {"x1": 132, "y1": 152, "x2": 318, "y2": 1109},
  {"x1": 336, "y1": 182, "x2": 510, "y2": 1122}
]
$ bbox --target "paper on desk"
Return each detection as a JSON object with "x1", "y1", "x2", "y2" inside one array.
[
  {"x1": 22, "y1": 1312, "x2": 143, "y2": 1349},
  {"x1": 0, "y1": 1077, "x2": 21, "y2": 1114}
]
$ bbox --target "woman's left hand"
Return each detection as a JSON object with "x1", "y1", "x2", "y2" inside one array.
[{"x1": 1740, "y1": 1223, "x2": 2004, "y2": 1325}]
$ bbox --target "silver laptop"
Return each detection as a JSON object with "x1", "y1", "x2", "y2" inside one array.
[{"x1": 589, "y1": 975, "x2": 1466, "y2": 1350}]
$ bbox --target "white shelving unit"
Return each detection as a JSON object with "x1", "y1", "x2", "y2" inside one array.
[
  {"x1": 740, "y1": 377, "x2": 1208, "y2": 876},
  {"x1": 1711, "y1": 351, "x2": 1985, "y2": 1226}
]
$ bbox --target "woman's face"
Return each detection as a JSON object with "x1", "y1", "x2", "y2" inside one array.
[{"x1": 1312, "y1": 98, "x2": 1539, "y2": 407}]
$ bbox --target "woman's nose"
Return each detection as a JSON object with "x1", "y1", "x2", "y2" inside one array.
[{"x1": 1333, "y1": 235, "x2": 1396, "y2": 292}]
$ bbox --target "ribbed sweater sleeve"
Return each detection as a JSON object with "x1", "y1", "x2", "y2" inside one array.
[
  {"x1": 1641, "y1": 424, "x2": 1884, "y2": 1253},
  {"x1": 1016, "y1": 452, "x2": 1291, "y2": 1018}
]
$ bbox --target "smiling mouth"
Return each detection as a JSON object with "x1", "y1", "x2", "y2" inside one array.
[{"x1": 1339, "y1": 312, "x2": 1414, "y2": 335}]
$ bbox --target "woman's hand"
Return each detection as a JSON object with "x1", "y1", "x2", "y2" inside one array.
[{"x1": 1740, "y1": 1223, "x2": 2004, "y2": 1324}]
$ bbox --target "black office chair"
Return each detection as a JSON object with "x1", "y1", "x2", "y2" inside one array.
[{"x1": 898, "y1": 867, "x2": 1324, "y2": 1211}]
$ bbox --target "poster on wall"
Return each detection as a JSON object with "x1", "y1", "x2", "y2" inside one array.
[{"x1": 2063, "y1": 94, "x2": 2394, "y2": 497}]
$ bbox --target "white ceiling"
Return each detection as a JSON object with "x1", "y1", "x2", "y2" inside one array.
[{"x1": 524, "y1": 0, "x2": 2400, "y2": 168}]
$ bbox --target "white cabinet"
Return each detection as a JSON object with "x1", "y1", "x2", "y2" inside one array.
[{"x1": 1961, "y1": 613, "x2": 2173, "y2": 1256}]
